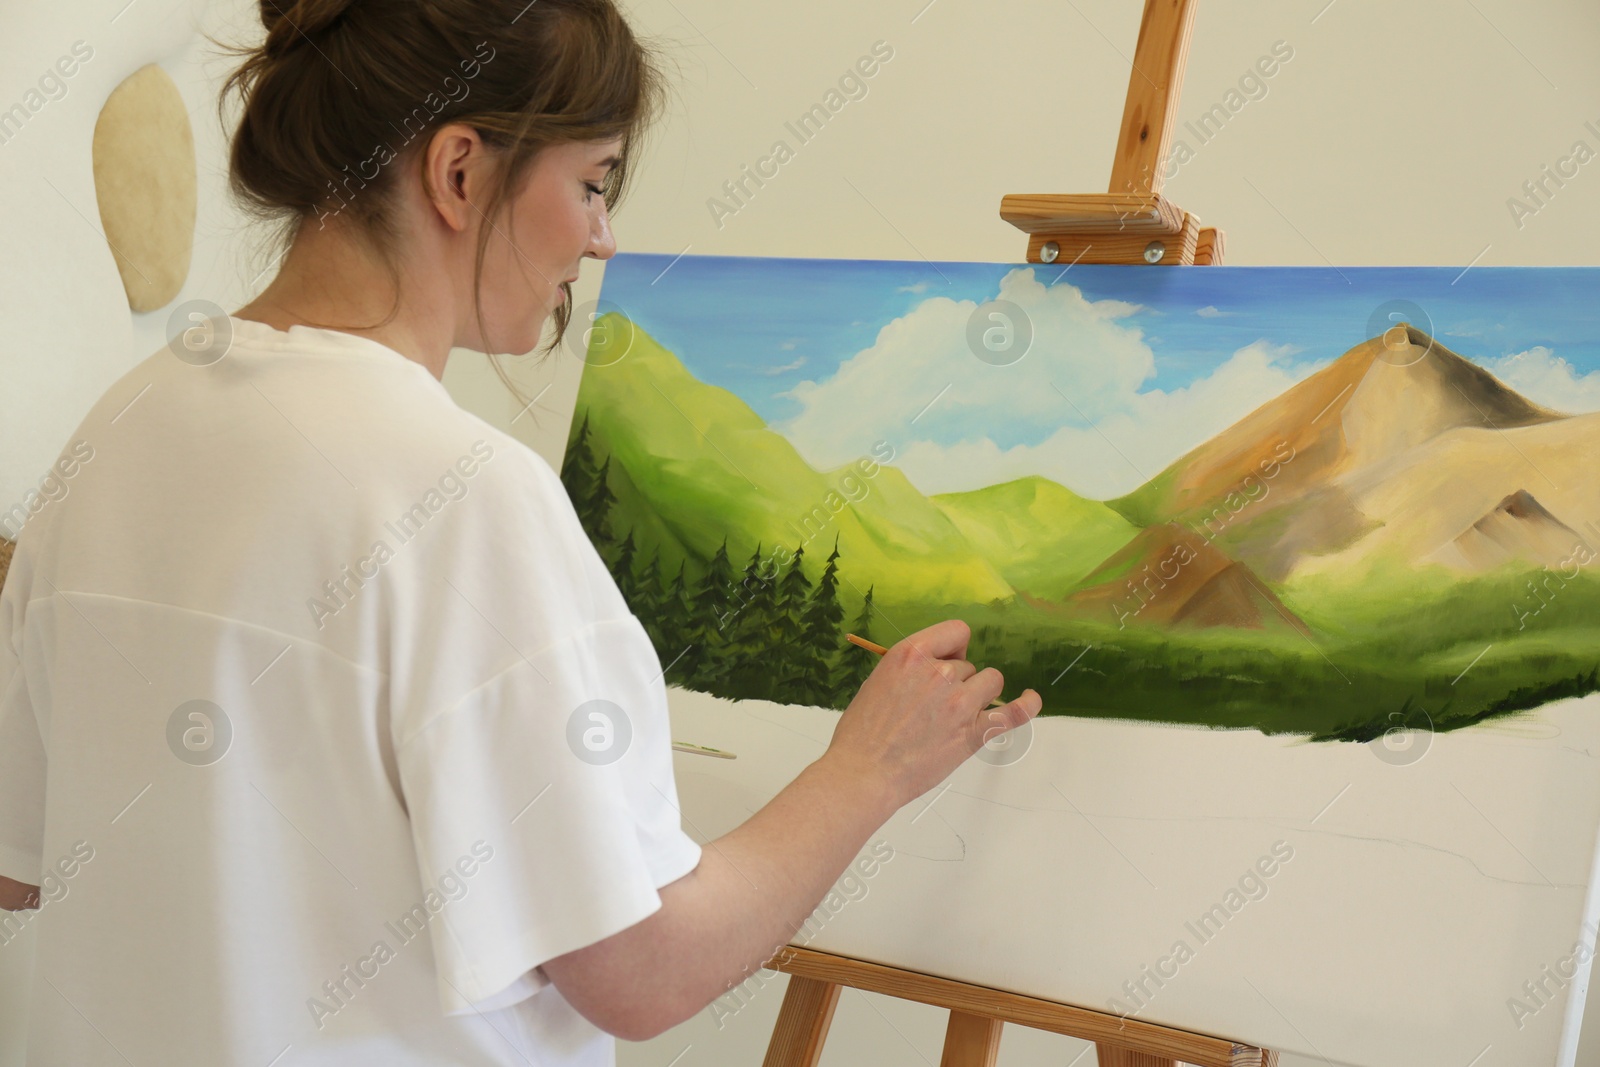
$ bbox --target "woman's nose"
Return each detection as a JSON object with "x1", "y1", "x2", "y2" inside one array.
[{"x1": 586, "y1": 201, "x2": 616, "y2": 261}]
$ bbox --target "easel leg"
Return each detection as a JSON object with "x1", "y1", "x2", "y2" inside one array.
[
  {"x1": 940, "y1": 1010, "x2": 1003, "y2": 1067},
  {"x1": 1094, "y1": 1044, "x2": 1178, "y2": 1067},
  {"x1": 761, "y1": 976, "x2": 841, "y2": 1067}
]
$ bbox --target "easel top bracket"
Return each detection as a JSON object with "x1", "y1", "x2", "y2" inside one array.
[{"x1": 1000, "y1": 0, "x2": 1224, "y2": 266}]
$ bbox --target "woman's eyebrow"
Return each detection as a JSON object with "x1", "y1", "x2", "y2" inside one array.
[{"x1": 596, "y1": 155, "x2": 621, "y2": 171}]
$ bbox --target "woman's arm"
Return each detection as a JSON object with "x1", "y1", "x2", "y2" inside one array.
[{"x1": 540, "y1": 619, "x2": 1042, "y2": 1041}]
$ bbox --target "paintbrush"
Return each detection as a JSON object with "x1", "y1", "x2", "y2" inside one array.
[{"x1": 671, "y1": 740, "x2": 736, "y2": 759}]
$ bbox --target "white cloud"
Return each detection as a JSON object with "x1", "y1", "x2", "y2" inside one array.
[
  {"x1": 897, "y1": 282, "x2": 930, "y2": 294},
  {"x1": 1091, "y1": 298, "x2": 1144, "y2": 318},
  {"x1": 779, "y1": 339, "x2": 799, "y2": 351},
  {"x1": 771, "y1": 265, "x2": 1322, "y2": 500},
  {"x1": 773, "y1": 268, "x2": 1158, "y2": 476},
  {"x1": 1195, "y1": 305, "x2": 1232, "y2": 318},
  {"x1": 894, "y1": 340, "x2": 1317, "y2": 499},
  {"x1": 1482, "y1": 347, "x2": 1600, "y2": 413},
  {"x1": 766, "y1": 355, "x2": 806, "y2": 375}
]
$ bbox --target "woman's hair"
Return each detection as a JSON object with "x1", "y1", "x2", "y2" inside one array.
[{"x1": 221, "y1": 0, "x2": 665, "y2": 376}]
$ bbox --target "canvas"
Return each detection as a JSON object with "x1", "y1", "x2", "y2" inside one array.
[
  {"x1": 562, "y1": 257, "x2": 1600, "y2": 746},
  {"x1": 559, "y1": 256, "x2": 1600, "y2": 1067}
]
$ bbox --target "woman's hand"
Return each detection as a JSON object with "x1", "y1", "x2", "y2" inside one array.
[{"x1": 824, "y1": 619, "x2": 1042, "y2": 810}]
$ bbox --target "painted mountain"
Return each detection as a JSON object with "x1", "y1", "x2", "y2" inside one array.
[{"x1": 560, "y1": 261, "x2": 1600, "y2": 740}]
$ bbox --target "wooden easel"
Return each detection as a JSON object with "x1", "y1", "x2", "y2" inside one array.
[{"x1": 761, "y1": 2, "x2": 1273, "y2": 1065}]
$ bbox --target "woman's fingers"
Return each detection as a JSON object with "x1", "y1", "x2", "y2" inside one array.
[
  {"x1": 935, "y1": 659, "x2": 978, "y2": 683},
  {"x1": 958, "y1": 665, "x2": 1006, "y2": 708},
  {"x1": 973, "y1": 688, "x2": 1043, "y2": 751},
  {"x1": 898, "y1": 618, "x2": 972, "y2": 661}
]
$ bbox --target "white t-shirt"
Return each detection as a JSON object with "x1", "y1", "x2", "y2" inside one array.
[{"x1": 0, "y1": 316, "x2": 702, "y2": 1065}]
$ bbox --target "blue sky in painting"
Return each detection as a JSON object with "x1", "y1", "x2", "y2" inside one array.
[{"x1": 592, "y1": 254, "x2": 1600, "y2": 499}]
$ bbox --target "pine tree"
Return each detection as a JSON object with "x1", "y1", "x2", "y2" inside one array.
[
  {"x1": 633, "y1": 547, "x2": 665, "y2": 650},
  {"x1": 580, "y1": 454, "x2": 617, "y2": 549},
  {"x1": 797, "y1": 536, "x2": 847, "y2": 705},
  {"x1": 770, "y1": 544, "x2": 823, "y2": 703},
  {"x1": 659, "y1": 559, "x2": 692, "y2": 685},
  {"x1": 560, "y1": 410, "x2": 599, "y2": 512},
  {"x1": 613, "y1": 529, "x2": 638, "y2": 607},
  {"x1": 682, "y1": 539, "x2": 737, "y2": 691},
  {"x1": 724, "y1": 543, "x2": 780, "y2": 701},
  {"x1": 832, "y1": 584, "x2": 877, "y2": 705},
  {"x1": 851, "y1": 584, "x2": 875, "y2": 643}
]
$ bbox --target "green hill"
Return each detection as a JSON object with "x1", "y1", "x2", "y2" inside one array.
[
  {"x1": 930, "y1": 476, "x2": 1138, "y2": 600},
  {"x1": 568, "y1": 314, "x2": 1016, "y2": 609}
]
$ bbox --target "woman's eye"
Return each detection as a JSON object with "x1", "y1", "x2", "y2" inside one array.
[{"x1": 584, "y1": 182, "x2": 604, "y2": 200}]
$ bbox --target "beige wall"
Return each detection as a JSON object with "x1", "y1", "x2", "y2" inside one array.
[{"x1": 441, "y1": 1, "x2": 1600, "y2": 1065}]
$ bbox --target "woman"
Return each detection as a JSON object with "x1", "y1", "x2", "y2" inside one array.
[{"x1": 0, "y1": 0, "x2": 1041, "y2": 1062}]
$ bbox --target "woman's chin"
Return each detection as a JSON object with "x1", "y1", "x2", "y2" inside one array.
[
  {"x1": 496, "y1": 314, "x2": 546, "y2": 356},
  {"x1": 524, "y1": 313, "x2": 551, "y2": 353}
]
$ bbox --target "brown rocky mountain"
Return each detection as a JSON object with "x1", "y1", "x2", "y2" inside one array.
[
  {"x1": 1434, "y1": 490, "x2": 1587, "y2": 572},
  {"x1": 1109, "y1": 327, "x2": 1592, "y2": 583},
  {"x1": 1065, "y1": 523, "x2": 1311, "y2": 634}
]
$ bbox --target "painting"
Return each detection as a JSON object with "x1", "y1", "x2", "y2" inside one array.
[{"x1": 561, "y1": 256, "x2": 1600, "y2": 743}]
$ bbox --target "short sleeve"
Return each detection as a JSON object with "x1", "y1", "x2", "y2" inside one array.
[
  {"x1": 385, "y1": 435, "x2": 702, "y2": 1015},
  {"x1": 0, "y1": 569, "x2": 46, "y2": 883}
]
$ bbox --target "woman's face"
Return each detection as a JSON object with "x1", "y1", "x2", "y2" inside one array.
[{"x1": 471, "y1": 137, "x2": 621, "y2": 355}]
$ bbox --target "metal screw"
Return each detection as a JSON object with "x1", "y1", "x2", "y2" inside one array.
[
  {"x1": 1039, "y1": 241, "x2": 1060, "y2": 264},
  {"x1": 1143, "y1": 241, "x2": 1165, "y2": 264}
]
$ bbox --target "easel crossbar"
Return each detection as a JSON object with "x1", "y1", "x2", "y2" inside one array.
[{"x1": 763, "y1": 946, "x2": 1271, "y2": 1067}]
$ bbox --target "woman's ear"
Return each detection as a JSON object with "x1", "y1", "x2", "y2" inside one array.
[{"x1": 421, "y1": 122, "x2": 487, "y2": 233}]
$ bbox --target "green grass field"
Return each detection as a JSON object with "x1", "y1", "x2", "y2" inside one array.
[{"x1": 869, "y1": 572, "x2": 1600, "y2": 739}]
